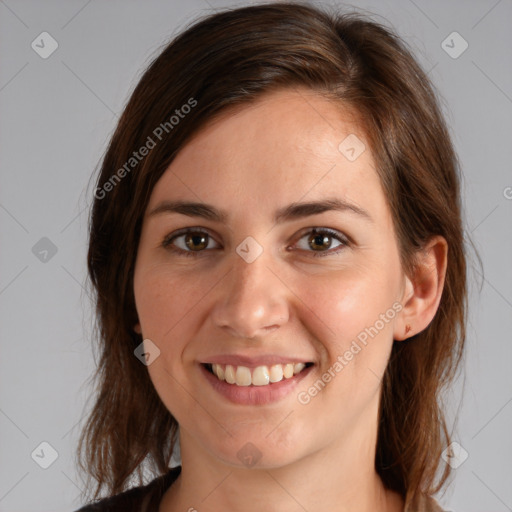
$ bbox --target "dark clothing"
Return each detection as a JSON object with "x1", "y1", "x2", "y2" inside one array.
[{"x1": 75, "y1": 466, "x2": 181, "y2": 512}]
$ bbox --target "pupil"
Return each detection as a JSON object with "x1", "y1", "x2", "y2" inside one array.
[
  {"x1": 310, "y1": 233, "x2": 331, "y2": 251},
  {"x1": 186, "y1": 233, "x2": 207, "y2": 250}
]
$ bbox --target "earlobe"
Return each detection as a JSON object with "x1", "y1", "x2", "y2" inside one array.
[
  {"x1": 134, "y1": 322, "x2": 142, "y2": 334},
  {"x1": 393, "y1": 236, "x2": 448, "y2": 341},
  {"x1": 394, "y1": 274, "x2": 415, "y2": 340}
]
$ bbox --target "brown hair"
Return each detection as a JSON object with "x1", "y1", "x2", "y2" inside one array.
[{"x1": 78, "y1": 2, "x2": 467, "y2": 508}]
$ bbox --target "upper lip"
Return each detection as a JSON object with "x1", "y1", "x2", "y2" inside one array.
[{"x1": 200, "y1": 354, "x2": 314, "y2": 367}]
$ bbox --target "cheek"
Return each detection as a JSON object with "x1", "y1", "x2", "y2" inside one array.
[
  {"x1": 134, "y1": 268, "x2": 208, "y2": 423},
  {"x1": 134, "y1": 265, "x2": 208, "y2": 338},
  {"x1": 133, "y1": 267, "x2": 196, "y2": 381},
  {"x1": 291, "y1": 266, "x2": 400, "y2": 422},
  {"x1": 294, "y1": 261, "x2": 400, "y2": 364}
]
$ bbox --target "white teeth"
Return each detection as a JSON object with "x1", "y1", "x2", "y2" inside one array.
[
  {"x1": 269, "y1": 364, "x2": 283, "y2": 383},
  {"x1": 209, "y1": 362, "x2": 309, "y2": 386},
  {"x1": 252, "y1": 366, "x2": 270, "y2": 386},
  {"x1": 283, "y1": 363, "x2": 294, "y2": 379},
  {"x1": 225, "y1": 364, "x2": 236, "y2": 384},
  {"x1": 235, "y1": 366, "x2": 252, "y2": 386},
  {"x1": 215, "y1": 364, "x2": 225, "y2": 381},
  {"x1": 293, "y1": 362, "x2": 306, "y2": 375}
]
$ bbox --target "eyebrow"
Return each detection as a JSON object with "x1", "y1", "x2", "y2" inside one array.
[{"x1": 147, "y1": 197, "x2": 372, "y2": 223}]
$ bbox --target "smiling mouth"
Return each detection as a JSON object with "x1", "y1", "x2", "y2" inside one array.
[{"x1": 203, "y1": 362, "x2": 314, "y2": 387}]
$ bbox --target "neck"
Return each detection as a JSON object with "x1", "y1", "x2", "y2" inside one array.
[{"x1": 159, "y1": 401, "x2": 404, "y2": 512}]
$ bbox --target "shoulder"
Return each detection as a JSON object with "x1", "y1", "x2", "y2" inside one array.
[{"x1": 74, "y1": 466, "x2": 181, "y2": 512}]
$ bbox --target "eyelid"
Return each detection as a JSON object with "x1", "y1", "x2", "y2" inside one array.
[
  {"x1": 162, "y1": 227, "x2": 221, "y2": 250},
  {"x1": 288, "y1": 226, "x2": 350, "y2": 258},
  {"x1": 292, "y1": 226, "x2": 352, "y2": 246},
  {"x1": 161, "y1": 226, "x2": 351, "y2": 257}
]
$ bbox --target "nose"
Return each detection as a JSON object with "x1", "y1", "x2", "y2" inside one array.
[{"x1": 210, "y1": 247, "x2": 290, "y2": 340}]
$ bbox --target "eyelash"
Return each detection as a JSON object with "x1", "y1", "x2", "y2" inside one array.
[{"x1": 161, "y1": 227, "x2": 350, "y2": 258}]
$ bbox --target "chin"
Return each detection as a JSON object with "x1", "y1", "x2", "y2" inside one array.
[{"x1": 205, "y1": 432, "x2": 308, "y2": 471}]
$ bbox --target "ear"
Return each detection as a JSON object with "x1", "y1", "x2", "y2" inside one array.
[
  {"x1": 134, "y1": 322, "x2": 142, "y2": 334},
  {"x1": 394, "y1": 236, "x2": 448, "y2": 341}
]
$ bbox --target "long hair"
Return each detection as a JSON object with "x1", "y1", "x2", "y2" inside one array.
[{"x1": 77, "y1": 3, "x2": 467, "y2": 508}]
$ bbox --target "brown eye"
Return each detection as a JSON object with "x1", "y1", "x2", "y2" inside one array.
[
  {"x1": 308, "y1": 232, "x2": 333, "y2": 251},
  {"x1": 184, "y1": 232, "x2": 209, "y2": 251},
  {"x1": 294, "y1": 228, "x2": 349, "y2": 257},
  {"x1": 162, "y1": 228, "x2": 220, "y2": 256}
]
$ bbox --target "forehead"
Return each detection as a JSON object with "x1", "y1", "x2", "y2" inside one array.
[{"x1": 148, "y1": 89, "x2": 384, "y2": 216}]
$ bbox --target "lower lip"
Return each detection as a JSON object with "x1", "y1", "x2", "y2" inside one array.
[{"x1": 199, "y1": 363, "x2": 314, "y2": 405}]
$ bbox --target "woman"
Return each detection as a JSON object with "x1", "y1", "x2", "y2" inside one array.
[{"x1": 75, "y1": 3, "x2": 467, "y2": 511}]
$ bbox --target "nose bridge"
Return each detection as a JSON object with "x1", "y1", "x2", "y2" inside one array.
[{"x1": 211, "y1": 243, "x2": 289, "y2": 339}]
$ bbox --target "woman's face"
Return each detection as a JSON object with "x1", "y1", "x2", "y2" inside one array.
[{"x1": 133, "y1": 88, "x2": 410, "y2": 469}]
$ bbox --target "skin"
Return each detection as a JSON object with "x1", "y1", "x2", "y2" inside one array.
[{"x1": 133, "y1": 88, "x2": 447, "y2": 512}]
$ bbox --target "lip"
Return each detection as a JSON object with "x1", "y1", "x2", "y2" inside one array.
[
  {"x1": 199, "y1": 354, "x2": 314, "y2": 368},
  {"x1": 199, "y1": 362, "x2": 314, "y2": 405}
]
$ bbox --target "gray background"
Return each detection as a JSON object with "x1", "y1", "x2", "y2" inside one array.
[{"x1": 1, "y1": 0, "x2": 511, "y2": 511}]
